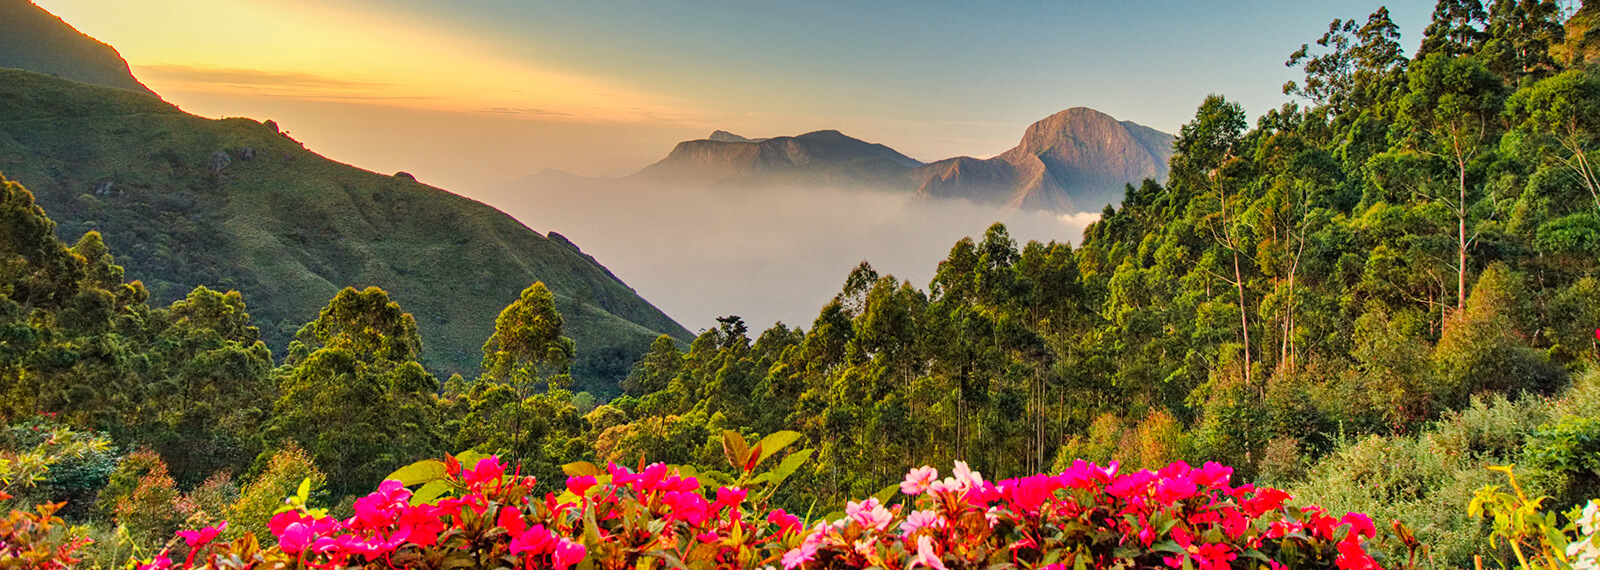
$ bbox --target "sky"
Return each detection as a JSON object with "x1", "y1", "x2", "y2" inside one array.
[
  {"x1": 35, "y1": 0, "x2": 1433, "y2": 189},
  {"x1": 31, "y1": 0, "x2": 1437, "y2": 330}
]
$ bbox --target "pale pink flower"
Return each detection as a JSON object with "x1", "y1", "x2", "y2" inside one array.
[
  {"x1": 846, "y1": 497, "x2": 892, "y2": 531},
  {"x1": 910, "y1": 535, "x2": 948, "y2": 570},
  {"x1": 901, "y1": 466, "x2": 939, "y2": 495},
  {"x1": 900, "y1": 510, "x2": 945, "y2": 537}
]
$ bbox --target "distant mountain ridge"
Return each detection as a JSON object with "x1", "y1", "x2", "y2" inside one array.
[
  {"x1": 608, "y1": 108, "x2": 1174, "y2": 213},
  {"x1": 0, "y1": 0, "x2": 157, "y2": 96},
  {"x1": 633, "y1": 129, "x2": 924, "y2": 188}
]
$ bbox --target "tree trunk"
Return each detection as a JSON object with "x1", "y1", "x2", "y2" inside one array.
[{"x1": 1234, "y1": 250, "x2": 1252, "y2": 384}]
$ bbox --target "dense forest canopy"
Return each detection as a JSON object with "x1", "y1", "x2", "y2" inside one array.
[{"x1": 5, "y1": 1, "x2": 1600, "y2": 567}]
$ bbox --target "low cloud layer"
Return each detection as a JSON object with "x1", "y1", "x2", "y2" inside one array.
[{"x1": 487, "y1": 180, "x2": 1097, "y2": 334}]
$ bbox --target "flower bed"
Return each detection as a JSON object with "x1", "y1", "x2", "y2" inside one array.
[{"x1": 129, "y1": 454, "x2": 1382, "y2": 570}]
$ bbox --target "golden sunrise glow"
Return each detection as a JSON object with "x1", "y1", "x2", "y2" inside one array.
[{"x1": 32, "y1": 0, "x2": 692, "y2": 122}]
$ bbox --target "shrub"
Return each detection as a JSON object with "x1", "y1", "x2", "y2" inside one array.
[{"x1": 227, "y1": 445, "x2": 325, "y2": 540}]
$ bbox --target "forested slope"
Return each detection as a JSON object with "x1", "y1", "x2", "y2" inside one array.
[{"x1": 0, "y1": 68, "x2": 690, "y2": 388}]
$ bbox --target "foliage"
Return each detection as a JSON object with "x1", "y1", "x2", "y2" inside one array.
[{"x1": 227, "y1": 444, "x2": 326, "y2": 541}]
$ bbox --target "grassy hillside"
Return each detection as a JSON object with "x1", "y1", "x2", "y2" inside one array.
[
  {"x1": 0, "y1": 68, "x2": 691, "y2": 391},
  {"x1": 0, "y1": 0, "x2": 157, "y2": 96}
]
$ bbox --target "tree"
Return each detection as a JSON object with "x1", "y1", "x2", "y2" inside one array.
[
  {"x1": 1419, "y1": 0, "x2": 1490, "y2": 59},
  {"x1": 1506, "y1": 68, "x2": 1600, "y2": 210},
  {"x1": 482, "y1": 282, "x2": 575, "y2": 394},
  {"x1": 1376, "y1": 52, "x2": 1508, "y2": 316},
  {"x1": 267, "y1": 287, "x2": 440, "y2": 498}
]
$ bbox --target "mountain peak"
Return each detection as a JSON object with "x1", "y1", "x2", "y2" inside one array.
[
  {"x1": 709, "y1": 130, "x2": 765, "y2": 143},
  {"x1": 0, "y1": 0, "x2": 158, "y2": 97},
  {"x1": 912, "y1": 107, "x2": 1174, "y2": 212}
]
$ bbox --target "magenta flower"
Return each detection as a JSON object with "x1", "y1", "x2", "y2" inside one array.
[
  {"x1": 901, "y1": 465, "x2": 938, "y2": 495},
  {"x1": 463, "y1": 456, "x2": 506, "y2": 488},
  {"x1": 136, "y1": 554, "x2": 173, "y2": 570},
  {"x1": 176, "y1": 521, "x2": 226, "y2": 549},
  {"x1": 1154, "y1": 475, "x2": 1197, "y2": 504},
  {"x1": 510, "y1": 524, "x2": 555, "y2": 555},
  {"x1": 566, "y1": 475, "x2": 597, "y2": 496},
  {"x1": 553, "y1": 537, "x2": 586, "y2": 570},
  {"x1": 276, "y1": 521, "x2": 313, "y2": 554},
  {"x1": 497, "y1": 506, "x2": 528, "y2": 536},
  {"x1": 767, "y1": 508, "x2": 801, "y2": 536},
  {"x1": 715, "y1": 486, "x2": 747, "y2": 510}
]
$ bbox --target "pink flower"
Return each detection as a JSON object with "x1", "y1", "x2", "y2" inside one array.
[
  {"x1": 910, "y1": 535, "x2": 948, "y2": 570},
  {"x1": 952, "y1": 461, "x2": 984, "y2": 490},
  {"x1": 1154, "y1": 475, "x2": 1197, "y2": 504},
  {"x1": 662, "y1": 490, "x2": 710, "y2": 526},
  {"x1": 510, "y1": 525, "x2": 555, "y2": 555},
  {"x1": 715, "y1": 486, "x2": 747, "y2": 510},
  {"x1": 136, "y1": 554, "x2": 173, "y2": 570},
  {"x1": 1193, "y1": 543, "x2": 1237, "y2": 570},
  {"x1": 845, "y1": 497, "x2": 892, "y2": 531},
  {"x1": 566, "y1": 475, "x2": 597, "y2": 496},
  {"x1": 1190, "y1": 461, "x2": 1234, "y2": 488},
  {"x1": 782, "y1": 541, "x2": 819, "y2": 569},
  {"x1": 277, "y1": 522, "x2": 313, "y2": 554},
  {"x1": 553, "y1": 537, "x2": 586, "y2": 570},
  {"x1": 176, "y1": 521, "x2": 226, "y2": 549},
  {"x1": 901, "y1": 466, "x2": 939, "y2": 495},
  {"x1": 1336, "y1": 539, "x2": 1381, "y2": 570},
  {"x1": 497, "y1": 506, "x2": 528, "y2": 536},
  {"x1": 768, "y1": 508, "x2": 802, "y2": 536},
  {"x1": 899, "y1": 510, "x2": 944, "y2": 537},
  {"x1": 464, "y1": 456, "x2": 506, "y2": 488},
  {"x1": 1340, "y1": 512, "x2": 1377, "y2": 541}
]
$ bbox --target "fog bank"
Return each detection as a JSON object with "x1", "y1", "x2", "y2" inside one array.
[{"x1": 487, "y1": 180, "x2": 1097, "y2": 334}]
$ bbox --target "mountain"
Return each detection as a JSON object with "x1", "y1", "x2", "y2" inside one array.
[
  {"x1": 0, "y1": 67, "x2": 692, "y2": 392},
  {"x1": 620, "y1": 109, "x2": 1174, "y2": 213},
  {"x1": 910, "y1": 107, "x2": 1175, "y2": 212},
  {"x1": 633, "y1": 129, "x2": 924, "y2": 188},
  {"x1": 0, "y1": 0, "x2": 158, "y2": 97}
]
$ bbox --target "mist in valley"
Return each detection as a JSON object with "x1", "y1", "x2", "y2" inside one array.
[{"x1": 485, "y1": 179, "x2": 1099, "y2": 333}]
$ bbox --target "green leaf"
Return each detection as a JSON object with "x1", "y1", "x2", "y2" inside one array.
[
  {"x1": 872, "y1": 482, "x2": 899, "y2": 505},
  {"x1": 563, "y1": 461, "x2": 602, "y2": 477},
  {"x1": 410, "y1": 480, "x2": 451, "y2": 505},
  {"x1": 769, "y1": 449, "x2": 813, "y2": 484},
  {"x1": 295, "y1": 477, "x2": 311, "y2": 501},
  {"x1": 456, "y1": 450, "x2": 490, "y2": 465},
  {"x1": 388, "y1": 459, "x2": 447, "y2": 486},
  {"x1": 755, "y1": 431, "x2": 803, "y2": 466}
]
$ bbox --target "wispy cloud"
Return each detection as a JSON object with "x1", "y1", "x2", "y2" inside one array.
[
  {"x1": 137, "y1": 64, "x2": 389, "y2": 91},
  {"x1": 479, "y1": 107, "x2": 572, "y2": 116}
]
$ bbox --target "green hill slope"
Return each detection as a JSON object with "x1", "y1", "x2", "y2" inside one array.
[
  {"x1": 0, "y1": 68, "x2": 691, "y2": 391},
  {"x1": 0, "y1": 0, "x2": 158, "y2": 96}
]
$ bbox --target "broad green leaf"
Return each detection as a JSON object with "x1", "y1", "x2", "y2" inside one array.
[
  {"x1": 388, "y1": 459, "x2": 447, "y2": 486},
  {"x1": 769, "y1": 449, "x2": 813, "y2": 483},
  {"x1": 296, "y1": 477, "x2": 311, "y2": 501},
  {"x1": 563, "y1": 461, "x2": 602, "y2": 477},
  {"x1": 755, "y1": 431, "x2": 803, "y2": 466},
  {"x1": 410, "y1": 480, "x2": 451, "y2": 505},
  {"x1": 456, "y1": 450, "x2": 490, "y2": 465},
  {"x1": 872, "y1": 482, "x2": 899, "y2": 505}
]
